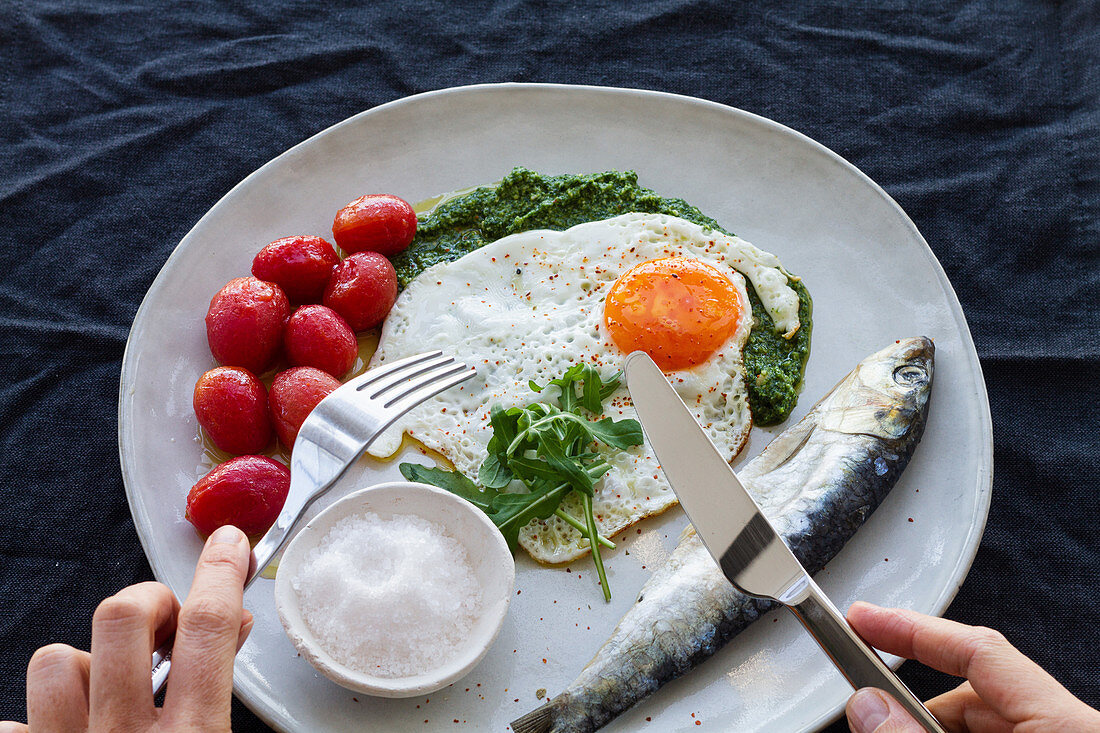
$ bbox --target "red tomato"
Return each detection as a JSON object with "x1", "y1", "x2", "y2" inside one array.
[
  {"x1": 251, "y1": 235, "x2": 339, "y2": 303},
  {"x1": 205, "y1": 277, "x2": 290, "y2": 373},
  {"x1": 185, "y1": 455, "x2": 290, "y2": 537},
  {"x1": 284, "y1": 305, "x2": 358, "y2": 378},
  {"x1": 193, "y1": 367, "x2": 273, "y2": 455},
  {"x1": 332, "y1": 194, "x2": 417, "y2": 256},
  {"x1": 322, "y1": 251, "x2": 397, "y2": 332},
  {"x1": 269, "y1": 366, "x2": 342, "y2": 449}
]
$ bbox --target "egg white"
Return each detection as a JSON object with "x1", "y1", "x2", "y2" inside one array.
[{"x1": 368, "y1": 213, "x2": 800, "y2": 563}]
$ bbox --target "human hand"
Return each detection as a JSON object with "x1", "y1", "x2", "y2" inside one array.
[
  {"x1": 844, "y1": 601, "x2": 1100, "y2": 732},
  {"x1": 3, "y1": 525, "x2": 254, "y2": 733}
]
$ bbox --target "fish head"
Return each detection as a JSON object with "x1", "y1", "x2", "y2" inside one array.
[{"x1": 816, "y1": 337, "x2": 934, "y2": 441}]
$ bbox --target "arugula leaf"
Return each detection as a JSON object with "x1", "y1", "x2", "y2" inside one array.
[
  {"x1": 538, "y1": 437, "x2": 594, "y2": 495},
  {"x1": 399, "y1": 463, "x2": 498, "y2": 512},
  {"x1": 586, "y1": 416, "x2": 644, "y2": 450},
  {"x1": 488, "y1": 404, "x2": 521, "y2": 448},
  {"x1": 505, "y1": 455, "x2": 566, "y2": 483},
  {"x1": 486, "y1": 482, "x2": 572, "y2": 550},
  {"x1": 598, "y1": 370, "x2": 623, "y2": 402},
  {"x1": 477, "y1": 451, "x2": 513, "y2": 489},
  {"x1": 581, "y1": 365, "x2": 603, "y2": 413}
]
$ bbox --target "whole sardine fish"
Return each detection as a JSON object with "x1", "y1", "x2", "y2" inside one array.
[{"x1": 512, "y1": 337, "x2": 934, "y2": 733}]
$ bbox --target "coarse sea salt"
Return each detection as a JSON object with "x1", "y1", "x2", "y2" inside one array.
[{"x1": 292, "y1": 512, "x2": 483, "y2": 678}]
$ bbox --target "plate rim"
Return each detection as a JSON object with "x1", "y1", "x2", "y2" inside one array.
[{"x1": 118, "y1": 81, "x2": 994, "y2": 732}]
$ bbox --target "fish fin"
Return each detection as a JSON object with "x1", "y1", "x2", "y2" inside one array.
[
  {"x1": 677, "y1": 523, "x2": 697, "y2": 542},
  {"x1": 511, "y1": 704, "x2": 553, "y2": 733},
  {"x1": 740, "y1": 418, "x2": 816, "y2": 477}
]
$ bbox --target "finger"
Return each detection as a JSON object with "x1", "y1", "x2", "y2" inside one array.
[
  {"x1": 847, "y1": 603, "x2": 1070, "y2": 721},
  {"x1": 845, "y1": 688, "x2": 924, "y2": 732},
  {"x1": 88, "y1": 581, "x2": 178, "y2": 728},
  {"x1": 163, "y1": 525, "x2": 249, "y2": 723},
  {"x1": 25, "y1": 644, "x2": 91, "y2": 731},
  {"x1": 925, "y1": 682, "x2": 1014, "y2": 733},
  {"x1": 236, "y1": 608, "x2": 254, "y2": 652},
  {"x1": 0, "y1": 722, "x2": 29, "y2": 733}
]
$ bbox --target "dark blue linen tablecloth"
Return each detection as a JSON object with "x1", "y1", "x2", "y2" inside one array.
[{"x1": 2, "y1": 2, "x2": 1097, "y2": 730}]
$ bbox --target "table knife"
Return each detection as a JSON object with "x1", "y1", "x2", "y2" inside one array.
[{"x1": 623, "y1": 351, "x2": 944, "y2": 732}]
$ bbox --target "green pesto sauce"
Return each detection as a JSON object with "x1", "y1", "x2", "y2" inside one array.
[{"x1": 391, "y1": 167, "x2": 813, "y2": 426}]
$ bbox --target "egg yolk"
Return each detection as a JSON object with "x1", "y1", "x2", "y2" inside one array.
[{"x1": 604, "y1": 257, "x2": 743, "y2": 370}]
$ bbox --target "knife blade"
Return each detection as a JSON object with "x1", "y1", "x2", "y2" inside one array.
[{"x1": 623, "y1": 351, "x2": 944, "y2": 733}]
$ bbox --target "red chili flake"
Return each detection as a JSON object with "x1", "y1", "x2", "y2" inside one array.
[
  {"x1": 542, "y1": 658, "x2": 547, "y2": 664},
  {"x1": 908, "y1": 517, "x2": 914, "y2": 522}
]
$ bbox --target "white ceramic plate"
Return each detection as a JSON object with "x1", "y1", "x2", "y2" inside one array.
[{"x1": 119, "y1": 84, "x2": 992, "y2": 732}]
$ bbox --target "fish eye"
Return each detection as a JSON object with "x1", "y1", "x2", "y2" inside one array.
[{"x1": 893, "y1": 364, "x2": 925, "y2": 386}]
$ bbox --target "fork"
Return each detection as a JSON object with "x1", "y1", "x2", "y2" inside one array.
[{"x1": 151, "y1": 350, "x2": 476, "y2": 694}]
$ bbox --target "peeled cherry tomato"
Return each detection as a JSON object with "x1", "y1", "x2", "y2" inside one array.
[
  {"x1": 251, "y1": 235, "x2": 339, "y2": 303},
  {"x1": 332, "y1": 194, "x2": 417, "y2": 256},
  {"x1": 322, "y1": 251, "x2": 398, "y2": 332},
  {"x1": 186, "y1": 455, "x2": 290, "y2": 537},
  {"x1": 205, "y1": 277, "x2": 290, "y2": 373},
  {"x1": 193, "y1": 366, "x2": 273, "y2": 455},
  {"x1": 269, "y1": 366, "x2": 341, "y2": 449},
  {"x1": 284, "y1": 305, "x2": 358, "y2": 378}
]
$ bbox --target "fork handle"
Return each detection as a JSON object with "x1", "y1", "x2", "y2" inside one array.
[{"x1": 784, "y1": 578, "x2": 946, "y2": 733}]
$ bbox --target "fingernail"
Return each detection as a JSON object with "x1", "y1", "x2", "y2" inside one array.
[
  {"x1": 210, "y1": 525, "x2": 243, "y2": 545},
  {"x1": 849, "y1": 688, "x2": 890, "y2": 732}
]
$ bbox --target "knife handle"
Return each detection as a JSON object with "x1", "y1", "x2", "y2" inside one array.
[{"x1": 784, "y1": 578, "x2": 946, "y2": 733}]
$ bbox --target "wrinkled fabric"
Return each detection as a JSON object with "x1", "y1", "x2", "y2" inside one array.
[{"x1": 1, "y1": 1, "x2": 1097, "y2": 729}]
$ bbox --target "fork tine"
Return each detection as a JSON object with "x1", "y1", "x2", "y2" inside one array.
[
  {"x1": 383, "y1": 364, "x2": 477, "y2": 411},
  {"x1": 341, "y1": 350, "x2": 445, "y2": 393},
  {"x1": 366, "y1": 354, "x2": 459, "y2": 399},
  {"x1": 379, "y1": 360, "x2": 471, "y2": 405}
]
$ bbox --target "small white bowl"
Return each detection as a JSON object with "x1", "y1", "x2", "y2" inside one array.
[{"x1": 274, "y1": 480, "x2": 515, "y2": 698}]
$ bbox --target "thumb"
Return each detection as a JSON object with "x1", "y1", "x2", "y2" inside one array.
[{"x1": 846, "y1": 688, "x2": 926, "y2": 732}]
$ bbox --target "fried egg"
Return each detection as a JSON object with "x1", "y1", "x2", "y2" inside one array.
[{"x1": 368, "y1": 213, "x2": 800, "y2": 563}]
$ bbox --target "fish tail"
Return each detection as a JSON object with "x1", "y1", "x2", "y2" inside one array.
[{"x1": 511, "y1": 703, "x2": 554, "y2": 733}]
